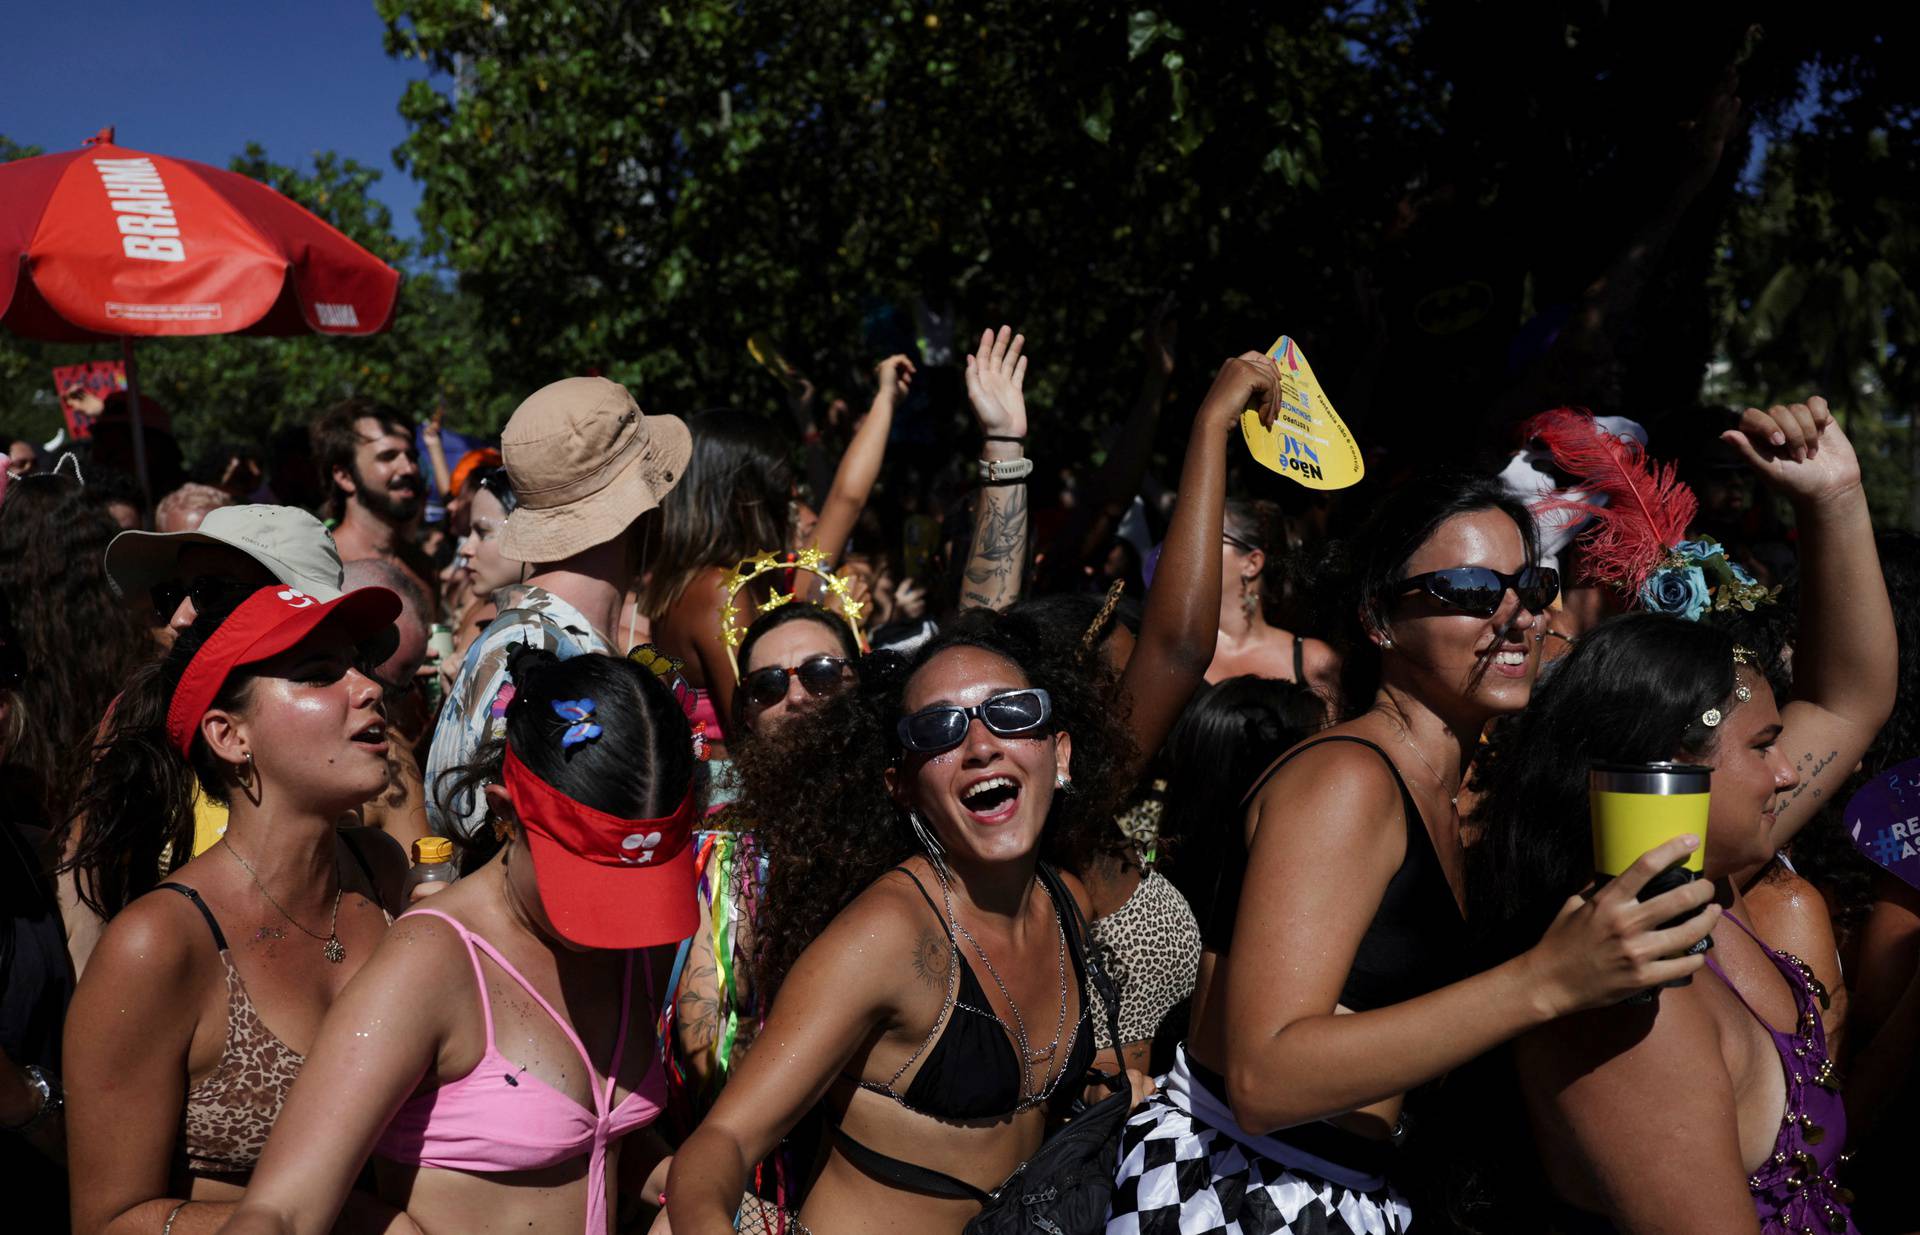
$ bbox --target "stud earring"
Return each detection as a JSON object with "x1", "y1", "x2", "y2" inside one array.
[
  {"x1": 1381, "y1": 636, "x2": 1395, "y2": 650},
  {"x1": 1055, "y1": 773, "x2": 1072, "y2": 791}
]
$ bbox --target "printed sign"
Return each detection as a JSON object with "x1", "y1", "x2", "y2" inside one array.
[
  {"x1": 51, "y1": 360, "x2": 128, "y2": 441},
  {"x1": 1844, "y1": 755, "x2": 1920, "y2": 891},
  {"x1": 1238, "y1": 336, "x2": 1363, "y2": 491}
]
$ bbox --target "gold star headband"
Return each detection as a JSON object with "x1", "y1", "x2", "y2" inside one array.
[{"x1": 720, "y1": 547, "x2": 868, "y2": 679}]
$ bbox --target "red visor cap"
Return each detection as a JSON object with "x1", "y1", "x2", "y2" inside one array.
[
  {"x1": 502, "y1": 746, "x2": 698, "y2": 949},
  {"x1": 166, "y1": 584, "x2": 402, "y2": 757}
]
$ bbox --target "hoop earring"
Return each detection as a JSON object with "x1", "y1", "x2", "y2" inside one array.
[
  {"x1": 238, "y1": 751, "x2": 263, "y2": 807},
  {"x1": 907, "y1": 809, "x2": 948, "y2": 877}
]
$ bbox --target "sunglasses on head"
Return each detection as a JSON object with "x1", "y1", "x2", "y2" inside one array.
[
  {"x1": 896, "y1": 687, "x2": 1053, "y2": 755},
  {"x1": 150, "y1": 575, "x2": 257, "y2": 625},
  {"x1": 1393, "y1": 565, "x2": 1559, "y2": 618},
  {"x1": 743, "y1": 655, "x2": 852, "y2": 710}
]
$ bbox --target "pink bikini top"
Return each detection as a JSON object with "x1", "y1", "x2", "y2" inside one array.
[{"x1": 374, "y1": 908, "x2": 665, "y2": 1234}]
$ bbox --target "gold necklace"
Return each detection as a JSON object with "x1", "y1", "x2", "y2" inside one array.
[
  {"x1": 1381, "y1": 711, "x2": 1459, "y2": 810},
  {"x1": 221, "y1": 839, "x2": 345, "y2": 963}
]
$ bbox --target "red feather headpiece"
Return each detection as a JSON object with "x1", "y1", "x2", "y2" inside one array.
[{"x1": 1519, "y1": 408, "x2": 1698, "y2": 598}]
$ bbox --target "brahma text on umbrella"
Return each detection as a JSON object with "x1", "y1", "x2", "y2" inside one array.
[{"x1": 93, "y1": 157, "x2": 185, "y2": 263}]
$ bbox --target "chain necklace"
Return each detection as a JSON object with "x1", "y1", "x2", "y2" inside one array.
[
  {"x1": 1378, "y1": 709, "x2": 1459, "y2": 810},
  {"x1": 221, "y1": 839, "x2": 345, "y2": 963},
  {"x1": 932, "y1": 863, "x2": 1069, "y2": 1097}
]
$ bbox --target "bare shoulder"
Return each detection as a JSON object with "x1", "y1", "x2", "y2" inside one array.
[
  {"x1": 79, "y1": 886, "x2": 208, "y2": 1000},
  {"x1": 1248, "y1": 731, "x2": 1407, "y2": 842},
  {"x1": 1052, "y1": 865, "x2": 1095, "y2": 922},
  {"x1": 1302, "y1": 636, "x2": 1341, "y2": 675}
]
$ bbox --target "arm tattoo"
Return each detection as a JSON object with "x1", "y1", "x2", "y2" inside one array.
[
  {"x1": 675, "y1": 957, "x2": 721, "y2": 1053},
  {"x1": 911, "y1": 929, "x2": 952, "y2": 991},
  {"x1": 962, "y1": 483, "x2": 1029, "y2": 611},
  {"x1": 1781, "y1": 750, "x2": 1841, "y2": 807}
]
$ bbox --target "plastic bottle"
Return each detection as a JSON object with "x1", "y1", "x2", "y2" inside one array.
[{"x1": 405, "y1": 836, "x2": 459, "y2": 900}]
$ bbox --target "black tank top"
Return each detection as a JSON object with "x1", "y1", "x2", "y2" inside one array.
[{"x1": 1194, "y1": 735, "x2": 1467, "y2": 1012}]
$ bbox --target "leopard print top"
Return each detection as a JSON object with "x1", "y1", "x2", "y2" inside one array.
[
  {"x1": 179, "y1": 946, "x2": 306, "y2": 1176},
  {"x1": 1085, "y1": 869, "x2": 1201, "y2": 1050}
]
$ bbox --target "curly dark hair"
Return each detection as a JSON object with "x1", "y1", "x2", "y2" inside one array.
[
  {"x1": 0, "y1": 473, "x2": 159, "y2": 826},
  {"x1": 58, "y1": 587, "x2": 258, "y2": 919},
  {"x1": 735, "y1": 607, "x2": 1137, "y2": 997}
]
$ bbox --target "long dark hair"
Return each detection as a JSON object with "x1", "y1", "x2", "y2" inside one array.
[
  {"x1": 58, "y1": 589, "x2": 258, "y2": 920},
  {"x1": 729, "y1": 603, "x2": 860, "y2": 737},
  {"x1": 1325, "y1": 472, "x2": 1540, "y2": 717},
  {"x1": 639, "y1": 410, "x2": 793, "y2": 616},
  {"x1": 1159, "y1": 675, "x2": 1326, "y2": 882},
  {"x1": 435, "y1": 646, "x2": 695, "y2": 859},
  {"x1": 735, "y1": 608, "x2": 1137, "y2": 997},
  {"x1": 0, "y1": 474, "x2": 158, "y2": 825},
  {"x1": 1468, "y1": 613, "x2": 1738, "y2": 957}
]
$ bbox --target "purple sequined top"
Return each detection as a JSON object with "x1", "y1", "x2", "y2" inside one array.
[{"x1": 1705, "y1": 913, "x2": 1856, "y2": 1235}]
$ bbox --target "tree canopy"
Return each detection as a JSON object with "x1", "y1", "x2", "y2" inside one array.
[{"x1": 4, "y1": 3, "x2": 1916, "y2": 521}]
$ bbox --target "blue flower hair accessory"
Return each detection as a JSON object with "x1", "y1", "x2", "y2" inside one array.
[
  {"x1": 552, "y1": 698, "x2": 603, "y2": 749},
  {"x1": 1639, "y1": 536, "x2": 1777, "y2": 621}
]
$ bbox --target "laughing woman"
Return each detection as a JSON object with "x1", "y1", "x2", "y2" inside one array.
[
  {"x1": 667, "y1": 609, "x2": 1138, "y2": 1234},
  {"x1": 60, "y1": 584, "x2": 410, "y2": 1235},
  {"x1": 1470, "y1": 401, "x2": 1894, "y2": 1233},
  {"x1": 1111, "y1": 473, "x2": 1725, "y2": 1235}
]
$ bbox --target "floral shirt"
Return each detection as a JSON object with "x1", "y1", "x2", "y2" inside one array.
[{"x1": 424, "y1": 585, "x2": 613, "y2": 838}]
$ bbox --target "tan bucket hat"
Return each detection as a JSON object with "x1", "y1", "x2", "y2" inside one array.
[{"x1": 498, "y1": 377, "x2": 691, "y2": 563}]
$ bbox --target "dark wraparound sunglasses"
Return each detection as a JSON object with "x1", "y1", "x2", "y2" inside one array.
[
  {"x1": 897, "y1": 688, "x2": 1053, "y2": 754},
  {"x1": 150, "y1": 575, "x2": 257, "y2": 625},
  {"x1": 1393, "y1": 565, "x2": 1559, "y2": 618},
  {"x1": 743, "y1": 655, "x2": 852, "y2": 709}
]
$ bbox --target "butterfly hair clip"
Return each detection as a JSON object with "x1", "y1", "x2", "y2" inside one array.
[{"x1": 552, "y1": 698, "x2": 603, "y2": 749}]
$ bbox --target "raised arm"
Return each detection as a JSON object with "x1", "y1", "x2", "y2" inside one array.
[
  {"x1": 959, "y1": 326, "x2": 1030, "y2": 612},
  {"x1": 1218, "y1": 744, "x2": 1719, "y2": 1132},
  {"x1": 1117, "y1": 353, "x2": 1280, "y2": 767},
  {"x1": 216, "y1": 915, "x2": 461, "y2": 1235},
  {"x1": 419, "y1": 405, "x2": 453, "y2": 506},
  {"x1": 1715, "y1": 400, "x2": 1896, "y2": 847},
  {"x1": 805, "y1": 356, "x2": 912, "y2": 568}
]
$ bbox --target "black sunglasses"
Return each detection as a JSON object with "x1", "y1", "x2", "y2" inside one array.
[
  {"x1": 1393, "y1": 565, "x2": 1559, "y2": 618},
  {"x1": 897, "y1": 688, "x2": 1053, "y2": 754},
  {"x1": 743, "y1": 655, "x2": 851, "y2": 709},
  {"x1": 150, "y1": 574, "x2": 257, "y2": 625}
]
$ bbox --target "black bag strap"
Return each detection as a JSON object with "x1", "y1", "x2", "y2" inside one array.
[
  {"x1": 835, "y1": 1126, "x2": 994, "y2": 1205},
  {"x1": 1038, "y1": 863, "x2": 1125, "y2": 1090}
]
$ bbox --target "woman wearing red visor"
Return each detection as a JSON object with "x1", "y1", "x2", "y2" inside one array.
[
  {"x1": 221, "y1": 644, "x2": 695, "y2": 1235},
  {"x1": 61, "y1": 583, "x2": 412, "y2": 1235}
]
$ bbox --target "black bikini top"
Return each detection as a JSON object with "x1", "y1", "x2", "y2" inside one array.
[
  {"x1": 1194, "y1": 735, "x2": 1467, "y2": 1012},
  {"x1": 847, "y1": 862, "x2": 1097, "y2": 1122}
]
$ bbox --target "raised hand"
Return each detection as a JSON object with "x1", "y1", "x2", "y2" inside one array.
[
  {"x1": 1720, "y1": 396, "x2": 1862, "y2": 508},
  {"x1": 965, "y1": 326, "x2": 1028, "y2": 440},
  {"x1": 1199, "y1": 351, "x2": 1283, "y2": 432},
  {"x1": 873, "y1": 354, "x2": 916, "y2": 404}
]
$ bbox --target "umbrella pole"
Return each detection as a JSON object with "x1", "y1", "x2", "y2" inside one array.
[{"x1": 119, "y1": 336, "x2": 151, "y2": 506}]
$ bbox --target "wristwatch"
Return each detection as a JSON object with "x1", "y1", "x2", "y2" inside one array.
[
  {"x1": 5, "y1": 1065, "x2": 61, "y2": 1133},
  {"x1": 976, "y1": 456, "x2": 1034, "y2": 485}
]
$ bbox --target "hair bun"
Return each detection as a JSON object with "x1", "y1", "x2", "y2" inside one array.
[{"x1": 503, "y1": 641, "x2": 561, "y2": 702}]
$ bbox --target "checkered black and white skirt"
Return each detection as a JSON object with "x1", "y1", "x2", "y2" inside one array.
[{"x1": 1105, "y1": 1050, "x2": 1412, "y2": 1235}]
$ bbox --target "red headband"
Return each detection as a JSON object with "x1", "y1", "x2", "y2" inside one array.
[
  {"x1": 166, "y1": 585, "x2": 401, "y2": 758},
  {"x1": 502, "y1": 745, "x2": 697, "y2": 948}
]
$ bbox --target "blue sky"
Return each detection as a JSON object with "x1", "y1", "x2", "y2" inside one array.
[{"x1": 1, "y1": 1, "x2": 432, "y2": 240}]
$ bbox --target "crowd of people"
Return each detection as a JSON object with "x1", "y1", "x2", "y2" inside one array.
[{"x1": 2, "y1": 316, "x2": 1917, "y2": 1235}]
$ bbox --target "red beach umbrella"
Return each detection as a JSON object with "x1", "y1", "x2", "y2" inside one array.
[{"x1": 1, "y1": 128, "x2": 401, "y2": 493}]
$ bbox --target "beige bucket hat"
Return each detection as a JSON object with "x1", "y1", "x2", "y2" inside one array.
[{"x1": 498, "y1": 377, "x2": 691, "y2": 563}]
